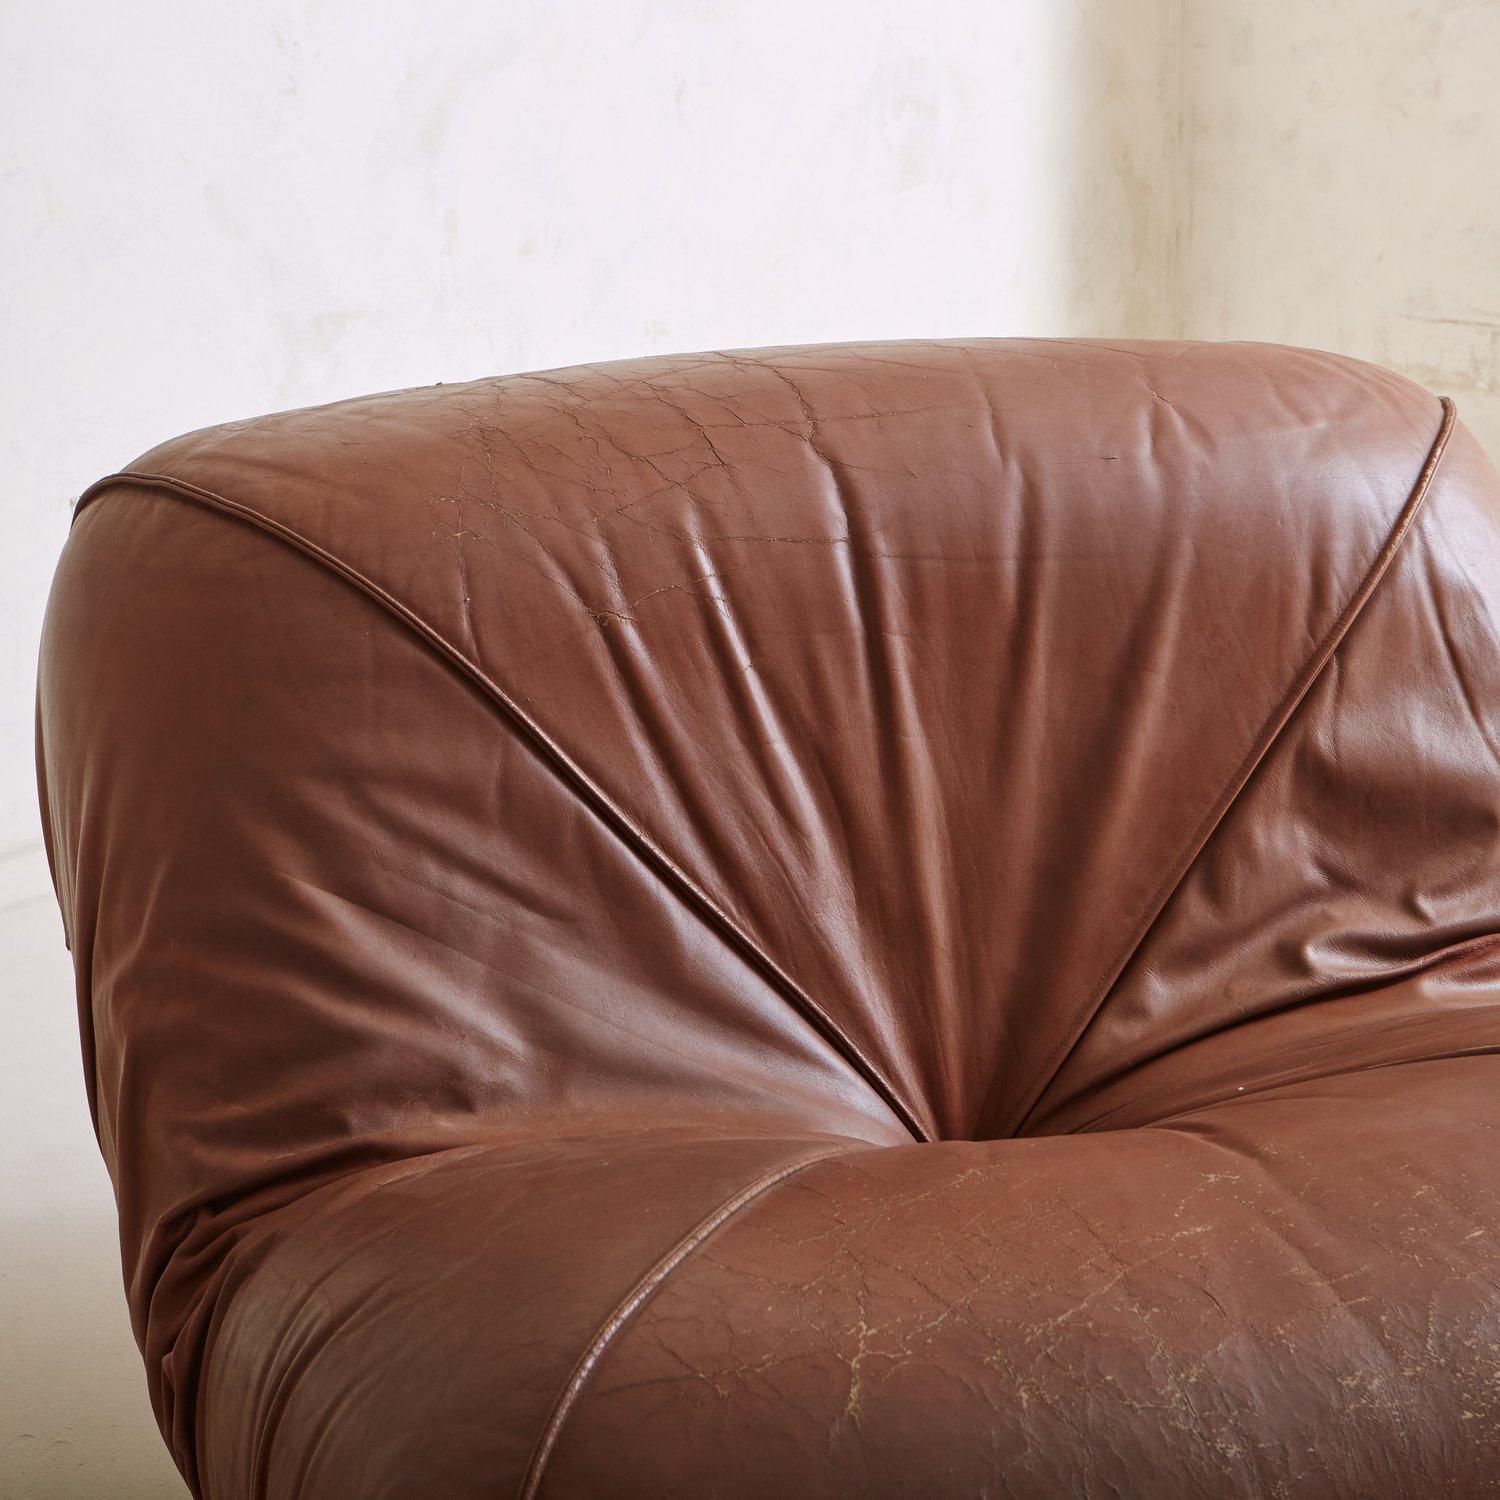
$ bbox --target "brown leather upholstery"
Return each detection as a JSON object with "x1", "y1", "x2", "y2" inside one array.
[{"x1": 37, "y1": 340, "x2": 1500, "y2": 1498}]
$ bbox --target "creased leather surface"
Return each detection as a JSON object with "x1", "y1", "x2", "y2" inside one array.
[
  {"x1": 36, "y1": 340, "x2": 1499, "y2": 1497},
  {"x1": 1030, "y1": 417, "x2": 1500, "y2": 1133},
  {"x1": 546, "y1": 1063, "x2": 1499, "y2": 1499}
]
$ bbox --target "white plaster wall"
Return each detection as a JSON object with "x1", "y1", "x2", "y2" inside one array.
[
  {"x1": 1175, "y1": 0, "x2": 1500, "y2": 458},
  {"x1": 1, "y1": 4, "x2": 1174, "y2": 1495}
]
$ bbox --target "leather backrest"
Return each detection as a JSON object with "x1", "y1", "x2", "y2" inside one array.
[{"x1": 39, "y1": 340, "x2": 1497, "y2": 1198}]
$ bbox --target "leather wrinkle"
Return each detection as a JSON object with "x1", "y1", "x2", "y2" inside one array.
[
  {"x1": 1105, "y1": 1043, "x2": 1500, "y2": 1134},
  {"x1": 1074, "y1": 929, "x2": 1500, "y2": 1132},
  {"x1": 71, "y1": 472, "x2": 929, "y2": 1146},
  {"x1": 516, "y1": 1142, "x2": 857, "y2": 1500},
  {"x1": 1008, "y1": 397, "x2": 1459, "y2": 1138}
]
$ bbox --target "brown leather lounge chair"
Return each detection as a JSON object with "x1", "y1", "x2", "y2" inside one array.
[{"x1": 37, "y1": 340, "x2": 1500, "y2": 1498}]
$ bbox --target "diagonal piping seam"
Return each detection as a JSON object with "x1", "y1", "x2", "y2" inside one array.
[
  {"x1": 1007, "y1": 397, "x2": 1459, "y2": 1137},
  {"x1": 71, "y1": 472, "x2": 930, "y2": 1145}
]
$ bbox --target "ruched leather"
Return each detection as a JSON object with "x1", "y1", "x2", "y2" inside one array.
[{"x1": 37, "y1": 340, "x2": 1500, "y2": 1497}]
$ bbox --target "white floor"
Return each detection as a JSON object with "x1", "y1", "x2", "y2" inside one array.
[{"x1": 2, "y1": 862, "x2": 186, "y2": 1498}]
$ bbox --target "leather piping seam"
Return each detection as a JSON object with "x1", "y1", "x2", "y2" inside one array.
[
  {"x1": 71, "y1": 473, "x2": 928, "y2": 1145},
  {"x1": 1008, "y1": 396, "x2": 1459, "y2": 1136},
  {"x1": 516, "y1": 1144, "x2": 848, "y2": 1499}
]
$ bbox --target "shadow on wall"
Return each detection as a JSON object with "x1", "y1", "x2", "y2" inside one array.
[
  {"x1": 1052, "y1": 1, "x2": 1183, "y2": 341},
  {"x1": 1177, "y1": 1, "x2": 1500, "y2": 460},
  {"x1": 1057, "y1": 1, "x2": 1500, "y2": 462}
]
